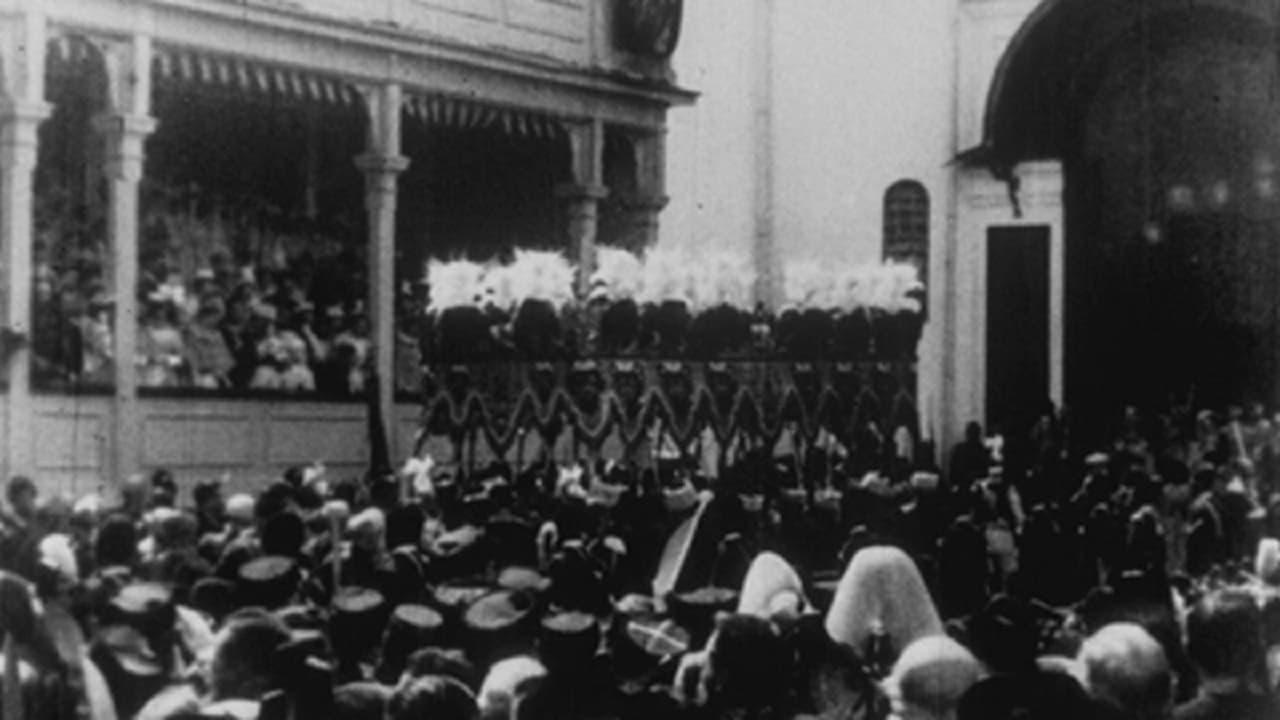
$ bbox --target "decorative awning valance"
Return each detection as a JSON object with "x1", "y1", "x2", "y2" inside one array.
[
  {"x1": 403, "y1": 93, "x2": 564, "y2": 139},
  {"x1": 151, "y1": 46, "x2": 360, "y2": 107},
  {"x1": 419, "y1": 359, "x2": 919, "y2": 456},
  {"x1": 46, "y1": 34, "x2": 99, "y2": 65}
]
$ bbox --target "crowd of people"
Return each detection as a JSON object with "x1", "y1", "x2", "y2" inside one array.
[
  {"x1": 27, "y1": 242, "x2": 409, "y2": 396},
  {"x1": 1, "y1": 401, "x2": 1279, "y2": 719}
]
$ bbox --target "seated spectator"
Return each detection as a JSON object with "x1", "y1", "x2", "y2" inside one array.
[
  {"x1": 186, "y1": 297, "x2": 235, "y2": 389},
  {"x1": 277, "y1": 330, "x2": 316, "y2": 392},
  {"x1": 138, "y1": 296, "x2": 186, "y2": 388}
]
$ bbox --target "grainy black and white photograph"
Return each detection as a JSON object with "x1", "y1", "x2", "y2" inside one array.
[{"x1": 2, "y1": 0, "x2": 1280, "y2": 718}]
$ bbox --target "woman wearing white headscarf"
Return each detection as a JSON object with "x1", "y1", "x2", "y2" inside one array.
[
  {"x1": 824, "y1": 546, "x2": 943, "y2": 670},
  {"x1": 737, "y1": 551, "x2": 808, "y2": 621}
]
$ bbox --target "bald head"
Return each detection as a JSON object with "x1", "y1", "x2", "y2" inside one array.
[{"x1": 1078, "y1": 622, "x2": 1171, "y2": 719}]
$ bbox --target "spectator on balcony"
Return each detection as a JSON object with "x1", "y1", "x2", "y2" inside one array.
[
  {"x1": 186, "y1": 298, "x2": 235, "y2": 389},
  {"x1": 277, "y1": 330, "x2": 316, "y2": 393},
  {"x1": 289, "y1": 301, "x2": 330, "y2": 370},
  {"x1": 332, "y1": 310, "x2": 370, "y2": 395},
  {"x1": 32, "y1": 276, "x2": 85, "y2": 385},
  {"x1": 138, "y1": 296, "x2": 186, "y2": 388},
  {"x1": 249, "y1": 334, "x2": 288, "y2": 392},
  {"x1": 220, "y1": 285, "x2": 258, "y2": 389},
  {"x1": 78, "y1": 289, "x2": 115, "y2": 386}
]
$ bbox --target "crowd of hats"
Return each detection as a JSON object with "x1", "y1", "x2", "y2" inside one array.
[
  {"x1": 5, "y1": 401, "x2": 1280, "y2": 718},
  {"x1": 424, "y1": 247, "x2": 926, "y2": 362}
]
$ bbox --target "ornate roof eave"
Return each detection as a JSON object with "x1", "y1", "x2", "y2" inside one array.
[{"x1": 43, "y1": 0, "x2": 696, "y2": 130}]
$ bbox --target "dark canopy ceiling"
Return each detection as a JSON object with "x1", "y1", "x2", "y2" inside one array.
[{"x1": 977, "y1": 0, "x2": 1280, "y2": 166}]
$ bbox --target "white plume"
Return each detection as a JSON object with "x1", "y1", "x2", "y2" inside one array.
[
  {"x1": 695, "y1": 249, "x2": 756, "y2": 311},
  {"x1": 509, "y1": 249, "x2": 576, "y2": 309},
  {"x1": 426, "y1": 258, "x2": 486, "y2": 314},
  {"x1": 637, "y1": 246, "x2": 696, "y2": 306},
  {"x1": 590, "y1": 247, "x2": 644, "y2": 301}
]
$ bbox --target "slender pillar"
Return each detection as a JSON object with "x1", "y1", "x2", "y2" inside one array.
[
  {"x1": 752, "y1": 0, "x2": 777, "y2": 308},
  {"x1": 0, "y1": 101, "x2": 50, "y2": 480},
  {"x1": 0, "y1": 8, "x2": 50, "y2": 481},
  {"x1": 558, "y1": 118, "x2": 607, "y2": 295},
  {"x1": 94, "y1": 35, "x2": 156, "y2": 484},
  {"x1": 356, "y1": 83, "x2": 409, "y2": 463}
]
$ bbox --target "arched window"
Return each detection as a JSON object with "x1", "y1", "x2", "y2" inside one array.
[{"x1": 883, "y1": 180, "x2": 929, "y2": 274}]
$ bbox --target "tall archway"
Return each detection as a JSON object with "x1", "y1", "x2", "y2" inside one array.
[{"x1": 981, "y1": 0, "x2": 1280, "y2": 440}]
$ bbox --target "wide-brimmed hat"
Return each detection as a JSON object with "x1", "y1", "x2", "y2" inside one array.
[
  {"x1": 497, "y1": 566, "x2": 551, "y2": 596},
  {"x1": 609, "y1": 612, "x2": 690, "y2": 695},
  {"x1": 377, "y1": 603, "x2": 446, "y2": 684},
  {"x1": 89, "y1": 624, "x2": 170, "y2": 718},
  {"x1": 329, "y1": 587, "x2": 388, "y2": 663},
  {"x1": 426, "y1": 524, "x2": 487, "y2": 582},
  {"x1": 103, "y1": 582, "x2": 177, "y2": 638},
  {"x1": 273, "y1": 604, "x2": 328, "y2": 634},
  {"x1": 462, "y1": 589, "x2": 538, "y2": 667},
  {"x1": 237, "y1": 555, "x2": 301, "y2": 609},
  {"x1": 539, "y1": 610, "x2": 600, "y2": 674},
  {"x1": 485, "y1": 511, "x2": 538, "y2": 568},
  {"x1": 667, "y1": 586, "x2": 739, "y2": 648},
  {"x1": 430, "y1": 582, "x2": 491, "y2": 644},
  {"x1": 190, "y1": 577, "x2": 238, "y2": 624}
]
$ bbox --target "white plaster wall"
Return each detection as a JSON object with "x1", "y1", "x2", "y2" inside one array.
[
  {"x1": 664, "y1": 0, "x2": 763, "y2": 256},
  {"x1": 667, "y1": 0, "x2": 963, "y2": 260},
  {"x1": 770, "y1": 0, "x2": 957, "y2": 265},
  {"x1": 666, "y1": 1, "x2": 962, "y2": 444}
]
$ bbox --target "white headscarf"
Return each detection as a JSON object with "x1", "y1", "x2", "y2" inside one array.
[
  {"x1": 824, "y1": 546, "x2": 942, "y2": 660},
  {"x1": 737, "y1": 552, "x2": 807, "y2": 619},
  {"x1": 38, "y1": 534, "x2": 79, "y2": 585}
]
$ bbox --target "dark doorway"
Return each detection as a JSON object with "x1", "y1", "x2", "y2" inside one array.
[{"x1": 986, "y1": 226, "x2": 1050, "y2": 436}]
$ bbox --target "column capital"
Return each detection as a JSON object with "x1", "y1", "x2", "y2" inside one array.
[
  {"x1": 0, "y1": 100, "x2": 51, "y2": 162},
  {"x1": 93, "y1": 113, "x2": 157, "y2": 181},
  {"x1": 555, "y1": 183, "x2": 609, "y2": 201},
  {"x1": 0, "y1": 100, "x2": 51, "y2": 126},
  {"x1": 91, "y1": 113, "x2": 158, "y2": 139},
  {"x1": 615, "y1": 193, "x2": 670, "y2": 212},
  {"x1": 354, "y1": 153, "x2": 411, "y2": 176}
]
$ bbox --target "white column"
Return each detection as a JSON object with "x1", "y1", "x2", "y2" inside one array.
[
  {"x1": 0, "y1": 9, "x2": 50, "y2": 481},
  {"x1": 94, "y1": 35, "x2": 156, "y2": 484},
  {"x1": 752, "y1": 0, "x2": 777, "y2": 308},
  {"x1": 557, "y1": 118, "x2": 607, "y2": 296},
  {"x1": 356, "y1": 83, "x2": 409, "y2": 463}
]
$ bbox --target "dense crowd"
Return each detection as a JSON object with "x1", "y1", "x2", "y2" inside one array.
[
  {"x1": 29, "y1": 238, "x2": 420, "y2": 396},
  {"x1": 2, "y1": 402, "x2": 1280, "y2": 719}
]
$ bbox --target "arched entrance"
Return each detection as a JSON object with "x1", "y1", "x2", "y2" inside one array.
[{"x1": 981, "y1": 0, "x2": 1280, "y2": 443}]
